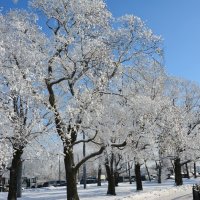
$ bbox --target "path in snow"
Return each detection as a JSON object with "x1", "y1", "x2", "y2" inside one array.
[{"x1": 172, "y1": 193, "x2": 192, "y2": 200}]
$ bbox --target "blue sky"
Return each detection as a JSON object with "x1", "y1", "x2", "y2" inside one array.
[{"x1": 2, "y1": 0, "x2": 200, "y2": 83}]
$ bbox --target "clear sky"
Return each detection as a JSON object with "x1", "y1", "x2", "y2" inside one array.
[{"x1": 2, "y1": 0, "x2": 200, "y2": 83}]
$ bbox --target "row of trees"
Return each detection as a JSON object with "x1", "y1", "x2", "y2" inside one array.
[{"x1": 1, "y1": 1, "x2": 200, "y2": 200}]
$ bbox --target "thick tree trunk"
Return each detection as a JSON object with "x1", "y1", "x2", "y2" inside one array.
[
  {"x1": 174, "y1": 158, "x2": 183, "y2": 186},
  {"x1": 194, "y1": 162, "x2": 197, "y2": 178},
  {"x1": 114, "y1": 171, "x2": 119, "y2": 186},
  {"x1": 157, "y1": 161, "x2": 162, "y2": 184},
  {"x1": 8, "y1": 149, "x2": 23, "y2": 200},
  {"x1": 97, "y1": 165, "x2": 101, "y2": 186},
  {"x1": 135, "y1": 163, "x2": 143, "y2": 191},
  {"x1": 64, "y1": 147, "x2": 79, "y2": 200},
  {"x1": 105, "y1": 155, "x2": 116, "y2": 195},
  {"x1": 17, "y1": 160, "x2": 23, "y2": 197},
  {"x1": 107, "y1": 175, "x2": 115, "y2": 195}
]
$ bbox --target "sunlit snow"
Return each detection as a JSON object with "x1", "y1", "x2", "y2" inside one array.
[{"x1": 0, "y1": 178, "x2": 198, "y2": 200}]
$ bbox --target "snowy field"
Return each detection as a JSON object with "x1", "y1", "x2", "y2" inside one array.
[{"x1": 1, "y1": 178, "x2": 199, "y2": 200}]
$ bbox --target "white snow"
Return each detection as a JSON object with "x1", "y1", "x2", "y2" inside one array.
[{"x1": 0, "y1": 178, "x2": 199, "y2": 200}]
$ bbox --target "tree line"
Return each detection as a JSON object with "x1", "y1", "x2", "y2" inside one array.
[{"x1": 1, "y1": 1, "x2": 200, "y2": 200}]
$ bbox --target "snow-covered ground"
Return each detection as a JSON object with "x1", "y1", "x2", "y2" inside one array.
[{"x1": 1, "y1": 178, "x2": 199, "y2": 200}]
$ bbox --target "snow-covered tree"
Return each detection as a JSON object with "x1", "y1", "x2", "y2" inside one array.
[
  {"x1": 0, "y1": 10, "x2": 48, "y2": 200},
  {"x1": 156, "y1": 78, "x2": 200, "y2": 186},
  {"x1": 29, "y1": 0, "x2": 162, "y2": 199},
  {"x1": 119, "y1": 62, "x2": 167, "y2": 189}
]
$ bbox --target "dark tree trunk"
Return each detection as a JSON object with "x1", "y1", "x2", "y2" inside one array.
[
  {"x1": 106, "y1": 168, "x2": 115, "y2": 195},
  {"x1": 174, "y1": 157, "x2": 183, "y2": 186},
  {"x1": 135, "y1": 163, "x2": 143, "y2": 191},
  {"x1": 185, "y1": 163, "x2": 189, "y2": 179},
  {"x1": 144, "y1": 160, "x2": 151, "y2": 182},
  {"x1": 17, "y1": 160, "x2": 23, "y2": 197},
  {"x1": 114, "y1": 171, "x2": 119, "y2": 186},
  {"x1": 83, "y1": 163, "x2": 86, "y2": 189},
  {"x1": 157, "y1": 161, "x2": 162, "y2": 184},
  {"x1": 82, "y1": 132, "x2": 86, "y2": 189},
  {"x1": 194, "y1": 162, "x2": 197, "y2": 178},
  {"x1": 105, "y1": 155, "x2": 116, "y2": 195},
  {"x1": 97, "y1": 165, "x2": 101, "y2": 186},
  {"x1": 64, "y1": 147, "x2": 79, "y2": 200},
  {"x1": 8, "y1": 149, "x2": 23, "y2": 200},
  {"x1": 0, "y1": 175, "x2": 3, "y2": 192}
]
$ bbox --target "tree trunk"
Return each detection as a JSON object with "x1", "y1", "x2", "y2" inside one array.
[
  {"x1": 185, "y1": 163, "x2": 189, "y2": 179},
  {"x1": 128, "y1": 161, "x2": 132, "y2": 184},
  {"x1": 8, "y1": 149, "x2": 23, "y2": 200},
  {"x1": 144, "y1": 160, "x2": 151, "y2": 182},
  {"x1": 114, "y1": 171, "x2": 119, "y2": 186},
  {"x1": 0, "y1": 176, "x2": 2, "y2": 192},
  {"x1": 82, "y1": 132, "x2": 86, "y2": 189},
  {"x1": 64, "y1": 147, "x2": 79, "y2": 200},
  {"x1": 17, "y1": 160, "x2": 23, "y2": 197},
  {"x1": 157, "y1": 161, "x2": 162, "y2": 184},
  {"x1": 194, "y1": 162, "x2": 197, "y2": 178},
  {"x1": 135, "y1": 163, "x2": 143, "y2": 191},
  {"x1": 105, "y1": 155, "x2": 116, "y2": 195},
  {"x1": 174, "y1": 157, "x2": 183, "y2": 186},
  {"x1": 105, "y1": 167, "x2": 115, "y2": 195},
  {"x1": 97, "y1": 165, "x2": 101, "y2": 186}
]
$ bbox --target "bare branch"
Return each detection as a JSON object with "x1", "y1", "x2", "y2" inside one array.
[
  {"x1": 111, "y1": 141, "x2": 127, "y2": 148},
  {"x1": 74, "y1": 146, "x2": 105, "y2": 172},
  {"x1": 72, "y1": 130, "x2": 98, "y2": 146},
  {"x1": 50, "y1": 77, "x2": 69, "y2": 86}
]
